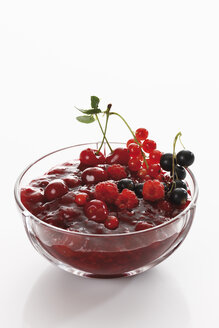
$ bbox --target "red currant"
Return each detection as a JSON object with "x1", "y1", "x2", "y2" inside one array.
[
  {"x1": 149, "y1": 150, "x2": 162, "y2": 164},
  {"x1": 147, "y1": 164, "x2": 161, "y2": 178},
  {"x1": 137, "y1": 168, "x2": 148, "y2": 179},
  {"x1": 128, "y1": 158, "x2": 142, "y2": 171},
  {"x1": 126, "y1": 139, "x2": 137, "y2": 147},
  {"x1": 142, "y1": 139, "x2": 156, "y2": 153},
  {"x1": 104, "y1": 216, "x2": 119, "y2": 230},
  {"x1": 135, "y1": 128, "x2": 149, "y2": 141},
  {"x1": 128, "y1": 143, "x2": 141, "y2": 156}
]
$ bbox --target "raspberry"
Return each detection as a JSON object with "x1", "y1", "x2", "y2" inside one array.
[
  {"x1": 115, "y1": 189, "x2": 139, "y2": 210},
  {"x1": 107, "y1": 164, "x2": 127, "y2": 181},
  {"x1": 95, "y1": 181, "x2": 119, "y2": 204},
  {"x1": 142, "y1": 180, "x2": 165, "y2": 201},
  {"x1": 104, "y1": 216, "x2": 119, "y2": 230}
]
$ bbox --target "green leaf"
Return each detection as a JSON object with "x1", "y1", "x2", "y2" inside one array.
[
  {"x1": 76, "y1": 115, "x2": 95, "y2": 124},
  {"x1": 75, "y1": 107, "x2": 101, "y2": 114},
  {"x1": 91, "y1": 96, "x2": 100, "y2": 109}
]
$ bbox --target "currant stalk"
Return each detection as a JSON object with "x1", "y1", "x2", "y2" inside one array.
[
  {"x1": 172, "y1": 132, "x2": 182, "y2": 179},
  {"x1": 95, "y1": 112, "x2": 112, "y2": 153},
  {"x1": 97, "y1": 104, "x2": 112, "y2": 153},
  {"x1": 109, "y1": 112, "x2": 149, "y2": 169}
]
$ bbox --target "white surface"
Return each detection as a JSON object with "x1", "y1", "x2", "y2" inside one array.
[{"x1": 0, "y1": 1, "x2": 219, "y2": 327}]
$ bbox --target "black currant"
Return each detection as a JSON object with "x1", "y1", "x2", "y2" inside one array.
[
  {"x1": 162, "y1": 182, "x2": 169, "y2": 193},
  {"x1": 174, "y1": 180, "x2": 187, "y2": 190},
  {"x1": 176, "y1": 150, "x2": 195, "y2": 167},
  {"x1": 173, "y1": 165, "x2": 186, "y2": 180},
  {"x1": 134, "y1": 183, "x2": 144, "y2": 198},
  {"x1": 170, "y1": 188, "x2": 188, "y2": 205},
  {"x1": 117, "y1": 178, "x2": 135, "y2": 192},
  {"x1": 160, "y1": 153, "x2": 175, "y2": 171}
]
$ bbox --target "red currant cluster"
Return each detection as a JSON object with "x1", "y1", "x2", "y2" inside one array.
[
  {"x1": 75, "y1": 128, "x2": 167, "y2": 230},
  {"x1": 126, "y1": 128, "x2": 163, "y2": 180}
]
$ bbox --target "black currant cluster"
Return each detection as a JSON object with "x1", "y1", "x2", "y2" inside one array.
[
  {"x1": 160, "y1": 150, "x2": 195, "y2": 205},
  {"x1": 117, "y1": 178, "x2": 144, "y2": 198}
]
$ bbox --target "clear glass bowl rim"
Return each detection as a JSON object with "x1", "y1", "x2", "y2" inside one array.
[{"x1": 14, "y1": 142, "x2": 199, "y2": 238}]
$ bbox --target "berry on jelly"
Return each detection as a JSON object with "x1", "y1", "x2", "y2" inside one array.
[
  {"x1": 115, "y1": 188, "x2": 139, "y2": 210},
  {"x1": 74, "y1": 193, "x2": 88, "y2": 206},
  {"x1": 142, "y1": 180, "x2": 165, "y2": 201},
  {"x1": 170, "y1": 188, "x2": 188, "y2": 205},
  {"x1": 117, "y1": 178, "x2": 135, "y2": 192},
  {"x1": 80, "y1": 148, "x2": 105, "y2": 166},
  {"x1": 104, "y1": 216, "x2": 119, "y2": 230},
  {"x1": 84, "y1": 199, "x2": 109, "y2": 223},
  {"x1": 81, "y1": 167, "x2": 108, "y2": 184},
  {"x1": 134, "y1": 183, "x2": 144, "y2": 198},
  {"x1": 95, "y1": 181, "x2": 119, "y2": 204},
  {"x1": 135, "y1": 221, "x2": 153, "y2": 231},
  {"x1": 44, "y1": 179, "x2": 68, "y2": 201},
  {"x1": 106, "y1": 164, "x2": 127, "y2": 181},
  {"x1": 106, "y1": 148, "x2": 129, "y2": 165}
]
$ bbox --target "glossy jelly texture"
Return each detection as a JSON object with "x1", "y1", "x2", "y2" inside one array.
[
  {"x1": 21, "y1": 161, "x2": 188, "y2": 234},
  {"x1": 20, "y1": 159, "x2": 192, "y2": 277}
]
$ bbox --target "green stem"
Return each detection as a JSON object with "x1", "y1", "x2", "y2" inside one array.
[
  {"x1": 95, "y1": 114, "x2": 113, "y2": 152},
  {"x1": 172, "y1": 131, "x2": 182, "y2": 179},
  {"x1": 109, "y1": 112, "x2": 149, "y2": 169}
]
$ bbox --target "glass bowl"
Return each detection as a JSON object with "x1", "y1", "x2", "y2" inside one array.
[{"x1": 14, "y1": 142, "x2": 198, "y2": 278}]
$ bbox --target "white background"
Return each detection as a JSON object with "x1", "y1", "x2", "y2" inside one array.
[{"x1": 0, "y1": 1, "x2": 218, "y2": 327}]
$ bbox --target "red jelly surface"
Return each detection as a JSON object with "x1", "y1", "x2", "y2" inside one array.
[{"x1": 20, "y1": 160, "x2": 191, "y2": 276}]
